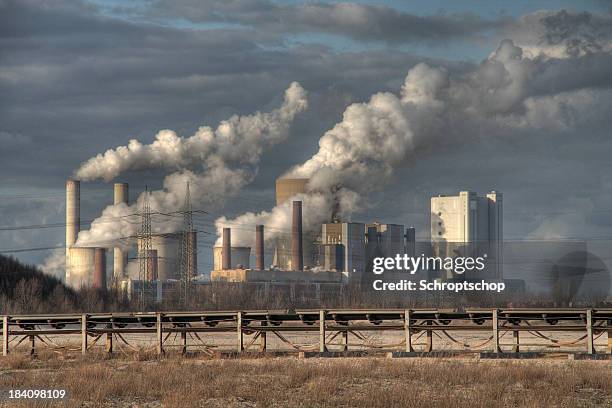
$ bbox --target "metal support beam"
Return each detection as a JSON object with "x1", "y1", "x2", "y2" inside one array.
[
  {"x1": 156, "y1": 313, "x2": 164, "y2": 355},
  {"x1": 425, "y1": 321, "x2": 432, "y2": 352},
  {"x1": 342, "y1": 330, "x2": 349, "y2": 352},
  {"x1": 319, "y1": 310, "x2": 326, "y2": 353},
  {"x1": 607, "y1": 319, "x2": 612, "y2": 354},
  {"x1": 181, "y1": 331, "x2": 187, "y2": 354},
  {"x1": 404, "y1": 309, "x2": 413, "y2": 352},
  {"x1": 105, "y1": 329, "x2": 113, "y2": 354},
  {"x1": 259, "y1": 322, "x2": 267, "y2": 352},
  {"x1": 237, "y1": 312, "x2": 243, "y2": 352},
  {"x1": 81, "y1": 314, "x2": 87, "y2": 355},
  {"x1": 2, "y1": 316, "x2": 8, "y2": 356},
  {"x1": 29, "y1": 335, "x2": 35, "y2": 356},
  {"x1": 492, "y1": 309, "x2": 500, "y2": 353},
  {"x1": 586, "y1": 309, "x2": 594, "y2": 354},
  {"x1": 512, "y1": 329, "x2": 519, "y2": 353}
]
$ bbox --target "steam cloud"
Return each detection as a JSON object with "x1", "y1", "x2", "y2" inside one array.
[
  {"x1": 216, "y1": 30, "x2": 611, "y2": 249},
  {"x1": 74, "y1": 82, "x2": 308, "y2": 248}
]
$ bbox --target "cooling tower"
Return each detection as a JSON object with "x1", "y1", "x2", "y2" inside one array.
[
  {"x1": 113, "y1": 183, "x2": 129, "y2": 280},
  {"x1": 137, "y1": 233, "x2": 181, "y2": 280},
  {"x1": 275, "y1": 178, "x2": 309, "y2": 206},
  {"x1": 68, "y1": 247, "x2": 100, "y2": 288}
]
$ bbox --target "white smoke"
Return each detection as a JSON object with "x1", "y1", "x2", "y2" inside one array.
[
  {"x1": 76, "y1": 82, "x2": 308, "y2": 182},
  {"x1": 214, "y1": 190, "x2": 360, "y2": 248},
  {"x1": 217, "y1": 37, "x2": 607, "y2": 245},
  {"x1": 75, "y1": 83, "x2": 308, "y2": 248},
  {"x1": 39, "y1": 247, "x2": 66, "y2": 280}
]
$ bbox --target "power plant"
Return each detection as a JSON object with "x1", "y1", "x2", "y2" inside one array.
[
  {"x1": 60, "y1": 175, "x2": 612, "y2": 304},
  {"x1": 64, "y1": 179, "x2": 198, "y2": 296}
]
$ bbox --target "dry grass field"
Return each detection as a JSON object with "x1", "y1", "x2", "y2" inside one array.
[{"x1": 0, "y1": 353, "x2": 610, "y2": 407}]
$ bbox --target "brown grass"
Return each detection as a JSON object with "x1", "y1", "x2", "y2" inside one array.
[{"x1": 0, "y1": 355, "x2": 610, "y2": 407}]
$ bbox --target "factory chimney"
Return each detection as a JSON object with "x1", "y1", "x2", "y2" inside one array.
[
  {"x1": 66, "y1": 179, "x2": 80, "y2": 251},
  {"x1": 92, "y1": 248, "x2": 107, "y2": 290},
  {"x1": 291, "y1": 201, "x2": 303, "y2": 271},
  {"x1": 222, "y1": 228, "x2": 231, "y2": 270},
  {"x1": 255, "y1": 225, "x2": 264, "y2": 270},
  {"x1": 113, "y1": 183, "x2": 129, "y2": 280},
  {"x1": 146, "y1": 249, "x2": 158, "y2": 281}
]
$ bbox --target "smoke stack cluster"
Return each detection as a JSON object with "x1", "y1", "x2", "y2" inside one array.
[
  {"x1": 292, "y1": 201, "x2": 303, "y2": 271},
  {"x1": 222, "y1": 228, "x2": 231, "y2": 270},
  {"x1": 255, "y1": 225, "x2": 264, "y2": 270}
]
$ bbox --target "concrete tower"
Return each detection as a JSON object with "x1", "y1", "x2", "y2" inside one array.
[
  {"x1": 113, "y1": 183, "x2": 129, "y2": 280},
  {"x1": 291, "y1": 201, "x2": 304, "y2": 271},
  {"x1": 66, "y1": 179, "x2": 80, "y2": 250},
  {"x1": 66, "y1": 179, "x2": 80, "y2": 283}
]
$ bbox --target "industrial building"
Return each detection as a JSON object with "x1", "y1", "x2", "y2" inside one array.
[
  {"x1": 431, "y1": 191, "x2": 503, "y2": 280},
  {"x1": 321, "y1": 222, "x2": 365, "y2": 279}
]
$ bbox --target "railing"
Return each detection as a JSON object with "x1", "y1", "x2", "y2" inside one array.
[{"x1": 1, "y1": 309, "x2": 611, "y2": 357}]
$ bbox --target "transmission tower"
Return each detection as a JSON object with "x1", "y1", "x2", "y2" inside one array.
[
  {"x1": 138, "y1": 187, "x2": 152, "y2": 311},
  {"x1": 179, "y1": 183, "x2": 194, "y2": 307}
]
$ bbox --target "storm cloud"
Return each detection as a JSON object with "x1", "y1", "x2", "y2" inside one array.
[{"x1": 0, "y1": 0, "x2": 611, "y2": 275}]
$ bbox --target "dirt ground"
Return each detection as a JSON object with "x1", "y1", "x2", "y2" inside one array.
[{"x1": 0, "y1": 353, "x2": 610, "y2": 407}]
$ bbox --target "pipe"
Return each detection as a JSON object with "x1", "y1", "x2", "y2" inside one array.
[
  {"x1": 93, "y1": 248, "x2": 106, "y2": 290},
  {"x1": 292, "y1": 201, "x2": 303, "y2": 271},
  {"x1": 255, "y1": 225, "x2": 264, "y2": 270},
  {"x1": 222, "y1": 228, "x2": 231, "y2": 270},
  {"x1": 113, "y1": 183, "x2": 129, "y2": 280}
]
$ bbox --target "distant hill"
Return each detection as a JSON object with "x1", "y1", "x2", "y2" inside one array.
[{"x1": 0, "y1": 254, "x2": 76, "y2": 313}]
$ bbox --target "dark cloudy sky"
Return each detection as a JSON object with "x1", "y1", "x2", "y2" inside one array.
[{"x1": 1, "y1": 0, "x2": 612, "y2": 276}]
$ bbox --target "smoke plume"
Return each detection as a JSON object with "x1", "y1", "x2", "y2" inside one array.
[
  {"x1": 216, "y1": 34, "x2": 609, "y2": 249},
  {"x1": 75, "y1": 83, "x2": 308, "y2": 248}
]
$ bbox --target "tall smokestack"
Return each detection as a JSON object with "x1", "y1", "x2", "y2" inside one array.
[
  {"x1": 113, "y1": 183, "x2": 129, "y2": 280},
  {"x1": 146, "y1": 249, "x2": 158, "y2": 281},
  {"x1": 222, "y1": 228, "x2": 231, "y2": 270},
  {"x1": 255, "y1": 225, "x2": 264, "y2": 270},
  {"x1": 92, "y1": 247, "x2": 106, "y2": 290},
  {"x1": 66, "y1": 179, "x2": 80, "y2": 252},
  {"x1": 292, "y1": 201, "x2": 303, "y2": 271}
]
